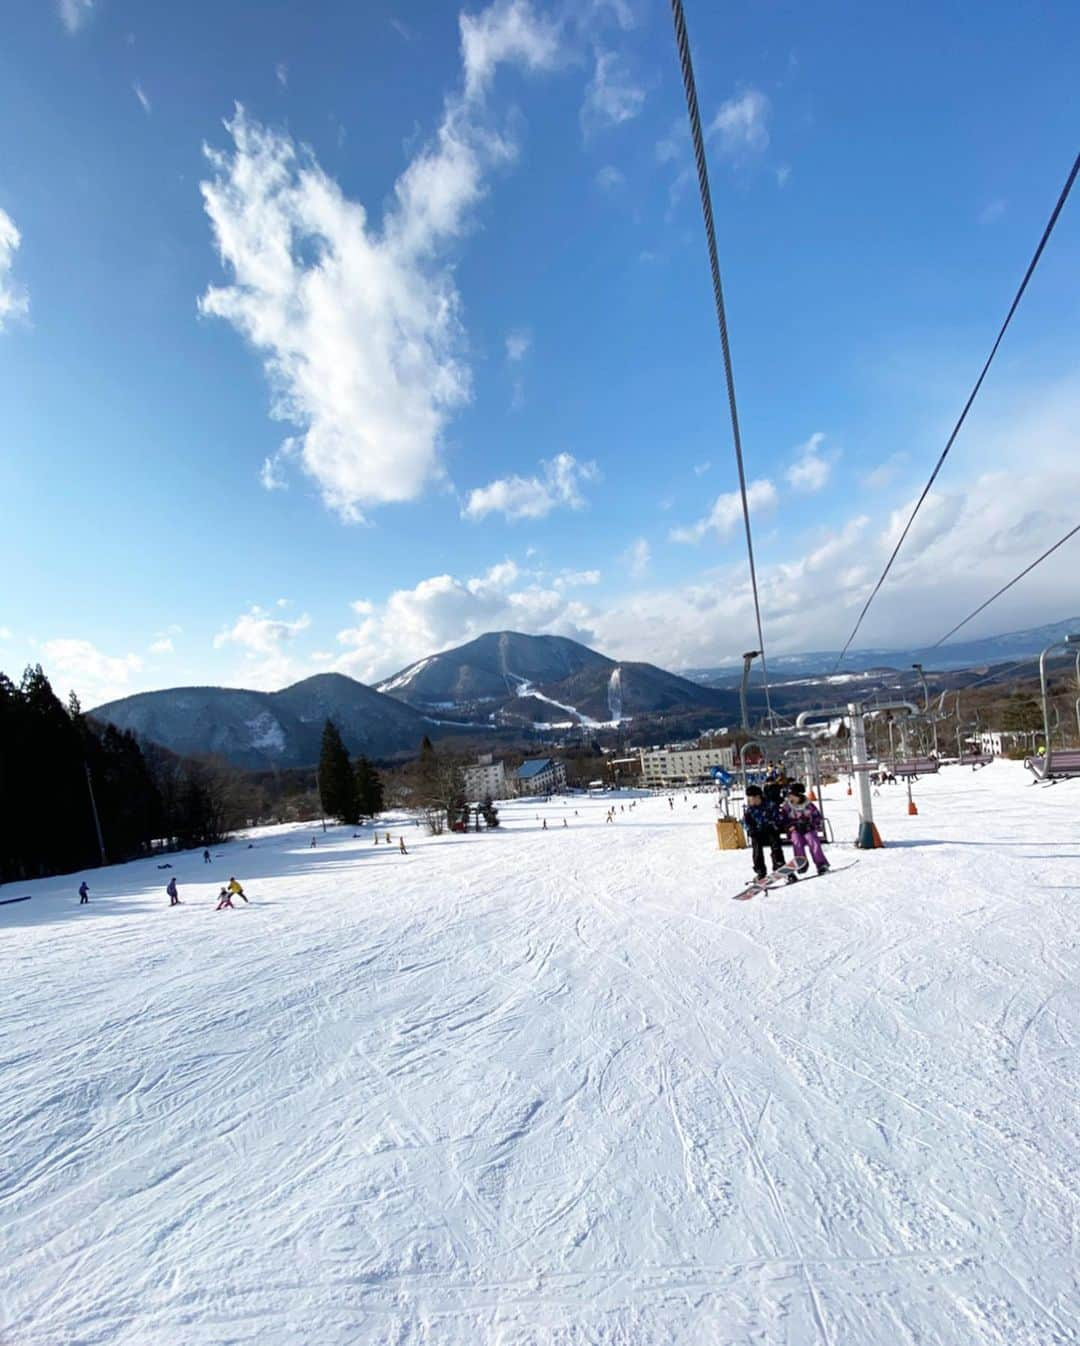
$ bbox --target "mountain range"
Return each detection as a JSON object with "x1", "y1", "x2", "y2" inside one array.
[
  {"x1": 90, "y1": 633, "x2": 737, "y2": 768},
  {"x1": 687, "y1": 617, "x2": 1080, "y2": 686},
  {"x1": 375, "y1": 631, "x2": 732, "y2": 727},
  {"x1": 91, "y1": 674, "x2": 439, "y2": 771},
  {"x1": 89, "y1": 618, "x2": 1074, "y2": 769}
]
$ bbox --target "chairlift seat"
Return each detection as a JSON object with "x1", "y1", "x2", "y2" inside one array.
[
  {"x1": 1024, "y1": 749, "x2": 1080, "y2": 781},
  {"x1": 892, "y1": 758, "x2": 940, "y2": 779}
]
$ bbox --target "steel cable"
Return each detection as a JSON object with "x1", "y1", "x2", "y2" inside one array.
[
  {"x1": 834, "y1": 151, "x2": 1080, "y2": 670},
  {"x1": 670, "y1": 0, "x2": 774, "y2": 723}
]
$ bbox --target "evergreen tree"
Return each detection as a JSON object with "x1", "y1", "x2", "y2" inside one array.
[
  {"x1": 354, "y1": 755, "x2": 384, "y2": 817},
  {"x1": 1001, "y1": 693, "x2": 1043, "y2": 734},
  {"x1": 319, "y1": 719, "x2": 358, "y2": 824}
]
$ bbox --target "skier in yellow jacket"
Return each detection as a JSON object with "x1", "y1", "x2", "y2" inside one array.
[{"x1": 227, "y1": 877, "x2": 248, "y2": 904}]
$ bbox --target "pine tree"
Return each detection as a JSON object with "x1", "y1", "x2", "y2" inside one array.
[
  {"x1": 354, "y1": 755, "x2": 384, "y2": 818},
  {"x1": 319, "y1": 719, "x2": 359, "y2": 824}
]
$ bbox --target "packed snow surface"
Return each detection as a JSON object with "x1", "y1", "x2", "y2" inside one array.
[{"x1": 2, "y1": 762, "x2": 1078, "y2": 1344}]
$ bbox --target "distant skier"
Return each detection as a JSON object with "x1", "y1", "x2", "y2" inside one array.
[
  {"x1": 542, "y1": 818, "x2": 548, "y2": 830},
  {"x1": 310, "y1": 837, "x2": 317, "y2": 848},
  {"x1": 202, "y1": 849, "x2": 211, "y2": 864},
  {"x1": 385, "y1": 832, "x2": 391, "y2": 845},
  {"x1": 563, "y1": 818, "x2": 568, "y2": 828},
  {"x1": 781, "y1": 787, "x2": 829, "y2": 876},
  {"x1": 743, "y1": 786, "x2": 790, "y2": 884},
  {"x1": 216, "y1": 887, "x2": 233, "y2": 910},
  {"x1": 166, "y1": 876, "x2": 181, "y2": 906},
  {"x1": 399, "y1": 837, "x2": 408, "y2": 855},
  {"x1": 227, "y1": 877, "x2": 248, "y2": 904},
  {"x1": 78, "y1": 881, "x2": 89, "y2": 904}
]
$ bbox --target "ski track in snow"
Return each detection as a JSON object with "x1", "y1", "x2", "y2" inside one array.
[{"x1": 1, "y1": 762, "x2": 1078, "y2": 1344}]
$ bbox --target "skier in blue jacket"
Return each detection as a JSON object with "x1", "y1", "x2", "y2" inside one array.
[{"x1": 743, "y1": 785, "x2": 790, "y2": 882}]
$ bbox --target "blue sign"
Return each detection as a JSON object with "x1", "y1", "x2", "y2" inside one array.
[{"x1": 711, "y1": 768, "x2": 733, "y2": 787}]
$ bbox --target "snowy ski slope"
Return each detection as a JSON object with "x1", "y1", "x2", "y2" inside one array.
[{"x1": 1, "y1": 761, "x2": 1078, "y2": 1344}]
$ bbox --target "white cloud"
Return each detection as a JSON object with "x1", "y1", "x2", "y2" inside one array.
[
  {"x1": 149, "y1": 637, "x2": 174, "y2": 655},
  {"x1": 275, "y1": 62, "x2": 288, "y2": 88},
  {"x1": 199, "y1": 2, "x2": 562, "y2": 522},
  {"x1": 775, "y1": 164, "x2": 791, "y2": 188},
  {"x1": 460, "y1": 0, "x2": 562, "y2": 101},
  {"x1": 58, "y1": 0, "x2": 93, "y2": 34},
  {"x1": 133, "y1": 82, "x2": 151, "y2": 114},
  {"x1": 0, "y1": 209, "x2": 29, "y2": 333},
  {"x1": 0, "y1": 626, "x2": 12, "y2": 640},
  {"x1": 463, "y1": 451, "x2": 599, "y2": 522},
  {"x1": 595, "y1": 164, "x2": 624, "y2": 191},
  {"x1": 588, "y1": 0, "x2": 636, "y2": 27},
  {"x1": 214, "y1": 605, "x2": 311, "y2": 655},
  {"x1": 861, "y1": 451, "x2": 907, "y2": 490},
  {"x1": 693, "y1": 461, "x2": 711, "y2": 476},
  {"x1": 259, "y1": 452, "x2": 289, "y2": 491},
  {"x1": 708, "y1": 89, "x2": 769, "y2": 156},
  {"x1": 624, "y1": 537, "x2": 650, "y2": 578},
  {"x1": 213, "y1": 604, "x2": 312, "y2": 690},
  {"x1": 41, "y1": 639, "x2": 143, "y2": 708},
  {"x1": 554, "y1": 568, "x2": 601, "y2": 588},
  {"x1": 582, "y1": 49, "x2": 645, "y2": 132},
  {"x1": 327, "y1": 381, "x2": 1080, "y2": 682},
  {"x1": 336, "y1": 560, "x2": 596, "y2": 682},
  {"x1": 670, "y1": 478, "x2": 778, "y2": 544},
  {"x1": 786, "y1": 432, "x2": 836, "y2": 493},
  {"x1": 505, "y1": 328, "x2": 531, "y2": 362}
]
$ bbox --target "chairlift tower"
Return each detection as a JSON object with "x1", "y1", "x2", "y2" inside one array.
[{"x1": 796, "y1": 700, "x2": 918, "y2": 848}]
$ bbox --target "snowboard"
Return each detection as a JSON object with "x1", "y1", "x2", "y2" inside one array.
[
  {"x1": 731, "y1": 859, "x2": 804, "y2": 901},
  {"x1": 731, "y1": 858, "x2": 860, "y2": 900}
]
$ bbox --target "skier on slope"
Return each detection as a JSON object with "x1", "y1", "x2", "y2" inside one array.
[
  {"x1": 203, "y1": 849, "x2": 211, "y2": 864},
  {"x1": 166, "y1": 876, "x2": 181, "y2": 906},
  {"x1": 399, "y1": 837, "x2": 408, "y2": 854},
  {"x1": 216, "y1": 886, "x2": 233, "y2": 910},
  {"x1": 743, "y1": 786, "x2": 792, "y2": 884},
  {"x1": 781, "y1": 786, "x2": 830, "y2": 876},
  {"x1": 227, "y1": 877, "x2": 248, "y2": 904},
  {"x1": 78, "y1": 881, "x2": 89, "y2": 904}
]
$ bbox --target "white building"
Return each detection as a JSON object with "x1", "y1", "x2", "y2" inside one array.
[
  {"x1": 463, "y1": 755, "x2": 507, "y2": 801},
  {"x1": 638, "y1": 745, "x2": 735, "y2": 788},
  {"x1": 975, "y1": 732, "x2": 1018, "y2": 757},
  {"x1": 515, "y1": 758, "x2": 567, "y2": 796}
]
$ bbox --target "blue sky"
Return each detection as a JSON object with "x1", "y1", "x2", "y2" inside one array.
[{"x1": 1, "y1": 0, "x2": 1078, "y2": 707}]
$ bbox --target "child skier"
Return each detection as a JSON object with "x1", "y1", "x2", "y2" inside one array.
[
  {"x1": 216, "y1": 887, "x2": 233, "y2": 910},
  {"x1": 781, "y1": 786, "x2": 829, "y2": 875},
  {"x1": 78, "y1": 881, "x2": 89, "y2": 904},
  {"x1": 166, "y1": 877, "x2": 181, "y2": 906},
  {"x1": 742, "y1": 785, "x2": 790, "y2": 883}
]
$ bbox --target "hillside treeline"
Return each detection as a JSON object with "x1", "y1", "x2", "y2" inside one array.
[{"x1": 0, "y1": 666, "x2": 242, "y2": 884}]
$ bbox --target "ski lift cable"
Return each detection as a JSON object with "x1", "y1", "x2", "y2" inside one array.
[
  {"x1": 669, "y1": 0, "x2": 774, "y2": 722},
  {"x1": 927, "y1": 521, "x2": 1080, "y2": 650},
  {"x1": 833, "y1": 150, "x2": 1080, "y2": 672}
]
